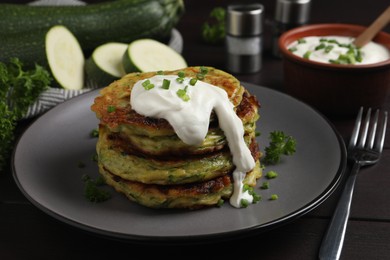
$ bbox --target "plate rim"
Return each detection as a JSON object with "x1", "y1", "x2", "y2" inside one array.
[{"x1": 11, "y1": 83, "x2": 347, "y2": 244}]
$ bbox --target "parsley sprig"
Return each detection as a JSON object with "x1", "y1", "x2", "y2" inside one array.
[
  {"x1": 0, "y1": 58, "x2": 51, "y2": 171},
  {"x1": 201, "y1": 7, "x2": 226, "y2": 45},
  {"x1": 262, "y1": 131, "x2": 297, "y2": 165}
]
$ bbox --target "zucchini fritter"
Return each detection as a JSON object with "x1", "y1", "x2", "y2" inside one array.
[{"x1": 91, "y1": 66, "x2": 262, "y2": 209}]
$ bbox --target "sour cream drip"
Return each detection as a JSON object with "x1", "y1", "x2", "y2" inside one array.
[
  {"x1": 287, "y1": 36, "x2": 390, "y2": 64},
  {"x1": 130, "y1": 75, "x2": 255, "y2": 208}
]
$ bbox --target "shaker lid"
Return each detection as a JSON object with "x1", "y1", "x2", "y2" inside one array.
[
  {"x1": 226, "y1": 3, "x2": 264, "y2": 36},
  {"x1": 275, "y1": 0, "x2": 311, "y2": 24}
]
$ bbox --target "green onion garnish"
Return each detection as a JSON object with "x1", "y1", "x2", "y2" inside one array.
[
  {"x1": 189, "y1": 78, "x2": 197, "y2": 86},
  {"x1": 89, "y1": 128, "x2": 99, "y2": 138},
  {"x1": 252, "y1": 193, "x2": 262, "y2": 203},
  {"x1": 270, "y1": 194, "x2": 279, "y2": 200},
  {"x1": 200, "y1": 66, "x2": 208, "y2": 74},
  {"x1": 303, "y1": 51, "x2": 312, "y2": 59},
  {"x1": 217, "y1": 199, "x2": 224, "y2": 207},
  {"x1": 288, "y1": 47, "x2": 298, "y2": 52},
  {"x1": 356, "y1": 49, "x2": 363, "y2": 62},
  {"x1": 261, "y1": 181, "x2": 270, "y2": 189},
  {"x1": 176, "y1": 86, "x2": 190, "y2": 101},
  {"x1": 196, "y1": 66, "x2": 209, "y2": 80},
  {"x1": 325, "y1": 45, "x2": 334, "y2": 53},
  {"x1": 142, "y1": 79, "x2": 150, "y2": 87},
  {"x1": 178, "y1": 71, "x2": 185, "y2": 78},
  {"x1": 142, "y1": 79, "x2": 154, "y2": 90},
  {"x1": 315, "y1": 43, "x2": 326, "y2": 51},
  {"x1": 176, "y1": 77, "x2": 184, "y2": 83},
  {"x1": 266, "y1": 171, "x2": 278, "y2": 179},
  {"x1": 156, "y1": 70, "x2": 164, "y2": 75},
  {"x1": 162, "y1": 79, "x2": 170, "y2": 89},
  {"x1": 240, "y1": 199, "x2": 249, "y2": 208},
  {"x1": 196, "y1": 73, "x2": 205, "y2": 80},
  {"x1": 328, "y1": 39, "x2": 339, "y2": 45},
  {"x1": 297, "y1": 38, "x2": 306, "y2": 44}
]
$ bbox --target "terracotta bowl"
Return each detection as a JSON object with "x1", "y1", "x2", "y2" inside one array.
[{"x1": 278, "y1": 23, "x2": 390, "y2": 117}]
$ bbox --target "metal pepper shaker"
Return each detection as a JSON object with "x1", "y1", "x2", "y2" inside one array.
[
  {"x1": 272, "y1": 0, "x2": 311, "y2": 58},
  {"x1": 226, "y1": 3, "x2": 264, "y2": 74}
]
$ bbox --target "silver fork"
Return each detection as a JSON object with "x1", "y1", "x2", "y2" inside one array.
[{"x1": 318, "y1": 107, "x2": 388, "y2": 260}]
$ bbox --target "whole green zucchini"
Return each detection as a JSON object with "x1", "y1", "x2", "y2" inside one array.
[{"x1": 0, "y1": 0, "x2": 184, "y2": 53}]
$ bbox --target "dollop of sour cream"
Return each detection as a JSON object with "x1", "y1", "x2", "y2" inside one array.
[
  {"x1": 287, "y1": 36, "x2": 390, "y2": 65},
  {"x1": 130, "y1": 74, "x2": 256, "y2": 208}
]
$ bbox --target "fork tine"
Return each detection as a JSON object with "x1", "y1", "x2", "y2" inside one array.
[
  {"x1": 367, "y1": 109, "x2": 379, "y2": 149},
  {"x1": 357, "y1": 107, "x2": 371, "y2": 148},
  {"x1": 349, "y1": 107, "x2": 363, "y2": 149},
  {"x1": 375, "y1": 110, "x2": 388, "y2": 153}
]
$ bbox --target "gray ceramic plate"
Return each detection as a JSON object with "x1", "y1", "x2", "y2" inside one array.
[{"x1": 12, "y1": 83, "x2": 346, "y2": 244}]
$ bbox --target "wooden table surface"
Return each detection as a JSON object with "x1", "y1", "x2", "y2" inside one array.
[{"x1": 1, "y1": 0, "x2": 390, "y2": 259}]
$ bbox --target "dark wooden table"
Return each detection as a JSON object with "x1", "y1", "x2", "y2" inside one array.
[{"x1": 2, "y1": 0, "x2": 390, "y2": 259}]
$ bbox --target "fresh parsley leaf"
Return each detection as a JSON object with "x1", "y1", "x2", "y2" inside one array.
[
  {"x1": 82, "y1": 174, "x2": 111, "y2": 203},
  {"x1": 0, "y1": 58, "x2": 51, "y2": 172},
  {"x1": 262, "y1": 131, "x2": 297, "y2": 165},
  {"x1": 201, "y1": 7, "x2": 226, "y2": 45}
]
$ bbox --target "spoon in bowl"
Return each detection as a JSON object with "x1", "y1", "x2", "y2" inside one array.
[{"x1": 353, "y1": 5, "x2": 390, "y2": 48}]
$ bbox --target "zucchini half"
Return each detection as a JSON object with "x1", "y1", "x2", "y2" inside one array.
[
  {"x1": 122, "y1": 38, "x2": 187, "y2": 73},
  {"x1": 85, "y1": 42, "x2": 128, "y2": 87},
  {"x1": 45, "y1": 25, "x2": 85, "y2": 90}
]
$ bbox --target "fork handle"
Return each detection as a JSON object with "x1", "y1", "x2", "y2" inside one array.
[{"x1": 318, "y1": 162, "x2": 361, "y2": 260}]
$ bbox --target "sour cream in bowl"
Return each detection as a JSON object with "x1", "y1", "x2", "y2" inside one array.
[
  {"x1": 278, "y1": 23, "x2": 390, "y2": 117},
  {"x1": 287, "y1": 35, "x2": 390, "y2": 65}
]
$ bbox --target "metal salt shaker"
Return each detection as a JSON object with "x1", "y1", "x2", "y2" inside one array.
[
  {"x1": 226, "y1": 3, "x2": 264, "y2": 74},
  {"x1": 272, "y1": 0, "x2": 311, "y2": 58}
]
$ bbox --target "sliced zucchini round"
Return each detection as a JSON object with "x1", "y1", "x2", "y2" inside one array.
[
  {"x1": 45, "y1": 25, "x2": 85, "y2": 90},
  {"x1": 85, "y1": 42, "x2": 128, "y2": 87},
  {"x1": 122, "y1": 38, "x2": 187, "y2": 73}
]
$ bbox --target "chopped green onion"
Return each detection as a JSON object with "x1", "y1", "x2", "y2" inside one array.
[
  {"x1": 325, "y1": 45, "x2": 334, "y2": 53},
  {"x1": 196, "y1": 73, "x2": 205, "y2": 80},
  {"x1": 315, "y1": 43, "x2": 326, "y2": 51},
  {"x1": 252, "y1": 193, "x2": 262, "y2": 203},
  {"x1": 200, "y1": 66, "x2": 208, "y2": 74},
  {"x1": 176, "y1": 87, "x2": 190, "y2": 101},
  {"x1": 145, "y1": 83, "x2": 154, "y2": 90},
  {"x1": 196, "y1": 66, "x2": 209, "y2": 80},
  {"x1": 297, "y1": 38, "x2": 306, "y2": 44},
  {"x1": 270, "y1": 194, "x2": 279, "y2": 200},
  {"x1": 156, "y1": 70, "x2": 164, "y2": 75},
  {"x1": 89, "y1": 128, "x2": 99, "y2": 138},
  {"x1": 162, "y1": 79, "x2": 170, "y2": 89},
  {"x1": 329, "y1": 59, "x2": 341, "y2": 64},
  {"x1": 178, "y1": 71, "x2": 185, "y2": 78},
  {"x1": 356, "y1": 49, "x2": 363, "y2": 62},
  {"x1": 303, "y1": 51, "x2": 311, "y2": 59},
  {"x1": 142, "y1": 79, "x2": 150, "y2": 87},
  {"x1": 240, "y1": 199, "x2": 249, "y2": 208},
  {"x1": 288, "y1": 47, "x2": 298, "y2": 52},
  {"x1": 319, "y1": 38, "x2": 328, "y2": 42},
  {"x1": 217, "y1": 199, "x2": 225, "y2": 207},
  {"x1": 261, "y1": 181, "x2": 270, "y2": 189},
  {"x1": 328, "y1": 39, "x2": 339, "y2": 45},
  {"x1": 142, "y1": 79, "x2": 154, "y2": 90},
  {"x1": 266, "y1": 170, "x2": 278, "y2": 179},
  {"x1": 189, "y1": 78, "x2": 198, "y2": 86},
  {"x1": 243, "y1": 184, "x2": 250, "y2": 192},
  {"x1": 176, "y1": 77, "x2": 184, "y2": 83},
  {"x1": 107, "y1": 105, "x2": 116, "y2": 113}
]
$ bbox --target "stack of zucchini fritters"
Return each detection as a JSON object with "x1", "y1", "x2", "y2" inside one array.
[{"x1": 91, "y1": 66, "x2": 262, "y2": 209}]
